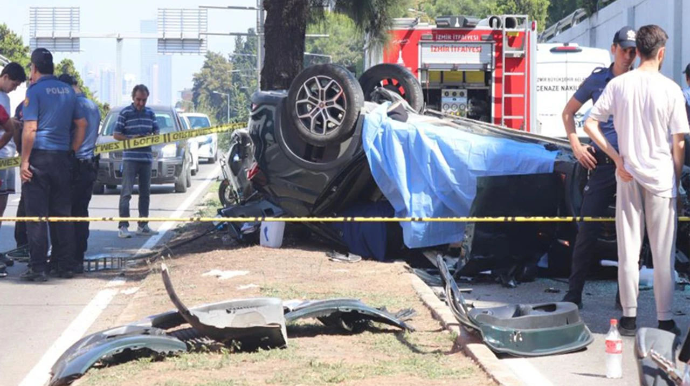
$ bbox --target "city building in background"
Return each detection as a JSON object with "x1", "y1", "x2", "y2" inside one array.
[
  {"x1": 141, "y1": 19, "x2": 172, "y2": 106},
  {"x1": 99, "y1": 67, "x2": 116, "y2": 106}
]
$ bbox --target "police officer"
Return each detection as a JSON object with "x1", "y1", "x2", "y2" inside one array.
[
  {"x1": 560, "y1": 26, "x2": 638, "y2": 308},
  {"x1": 57, "y1": 74, "x2": 101, "y2": 274},
  {"x1": 19, "y1": 48, "x2": 87, "y2": 281}
]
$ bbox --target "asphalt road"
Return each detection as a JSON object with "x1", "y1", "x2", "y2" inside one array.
[{"x1": 0, "y1": 162, "x2": 220, "y2": 386}]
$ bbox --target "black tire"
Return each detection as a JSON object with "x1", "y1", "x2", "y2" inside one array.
[
  {"x1": 287, "y1": 64, "x2": 363, "y2": 146},
  {"x1": 174, "y1": 168, "x2": 187, "y2": 193},
  {"x1": 191, "y1": 163, "x2": 198, "y2": 176},
  {"x1": 185, "y1": 166, "x2": 192, "y2": 188},
  {"x1": 92, "y1": 184, "x2": 105, "y2": 195},
  {"x1": 218, "y1": 179, "x2": 236, "y2": 207},
  {"x1": 359, "y1": 63, "x2": 424, "y2": 113}
]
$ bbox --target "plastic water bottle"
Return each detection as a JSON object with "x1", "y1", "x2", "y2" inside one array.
[{"x1": 605, "y1": 319, "x2": 623, "y2": 378}]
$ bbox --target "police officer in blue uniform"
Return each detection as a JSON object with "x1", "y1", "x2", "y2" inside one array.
[
  {"x1": 57, "y1": 74, "x2": 101, "y2": 274},
  {"x1": 19, "y1": 48, "x2": 87, "y2": 281},
  {"x1": 560, "y1": 27, "x2": 638, "y2": 308}
]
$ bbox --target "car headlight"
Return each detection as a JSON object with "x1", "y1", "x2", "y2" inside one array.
[{"x1": 161, "y1": 144, "x2": 177, "y2": 158}]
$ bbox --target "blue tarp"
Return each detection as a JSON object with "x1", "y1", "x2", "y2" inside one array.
[{"x1": 362, "y1": 104, "x2": 559, "y2": 249}]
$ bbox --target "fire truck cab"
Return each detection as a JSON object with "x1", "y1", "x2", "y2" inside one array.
[{"x1": 365, "y1": 15, "x2": 537, "y2": 132}]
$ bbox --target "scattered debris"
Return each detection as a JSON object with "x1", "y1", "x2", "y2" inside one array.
[
  {"x1": 436, "y1": 255, "x2": 593, "y2": 357},
  {"x1": 284, "y1": 299, "x2": 415, "y2": 333},
  {"x1": 237, "y1": 284, "x2": 259, "y2": 290},
  {"x1": 327, "y1": 251, "x2": 362, "y2": 263},
  {"x1": 201, "y1": 269, "x2": 249, "y2": 280},
  {"x1": 120, "y1": 287, "x2": 140, "y2": 295},
  {"x1": 50, "y1": 264, "x2": 417, "y2": 386},
  {"x1": 164, "y1": 264, "x2": 287, "y2": 349},
  {"x1": 544, "y1": 288, "x2": 561, "y2": 294}
]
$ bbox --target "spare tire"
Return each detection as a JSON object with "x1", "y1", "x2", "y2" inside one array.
[
  {"x1": 287, "y1": 64, "x2": 364, "y2": 146},
  {"x1": 359, "y1": 64, "x2": 424, "y2": 112}
]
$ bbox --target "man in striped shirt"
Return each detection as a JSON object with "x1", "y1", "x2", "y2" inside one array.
[{"x1": 114, "y1": 84, "x2": 159, "y2": 238}]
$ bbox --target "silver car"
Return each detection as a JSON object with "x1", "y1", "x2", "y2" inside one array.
[{"x1": 93, "y1": 105, "x2": 193, "y2": 194}]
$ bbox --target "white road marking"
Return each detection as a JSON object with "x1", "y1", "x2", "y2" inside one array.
[
  {"x1": 18, "y1": 166, "x2": 220, "y2": 386},
  {"x1": 502, "y1": 358, "x2": 554, "y2": 386}
]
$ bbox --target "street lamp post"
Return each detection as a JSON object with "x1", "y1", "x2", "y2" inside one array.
[{"x1": 213, "y1": 90, "x2": 230, "y2": 123}]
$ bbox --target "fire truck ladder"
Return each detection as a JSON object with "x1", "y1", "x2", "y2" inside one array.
[{"x1": 500, "y1": 15, "x2": 529, "y2": 129}]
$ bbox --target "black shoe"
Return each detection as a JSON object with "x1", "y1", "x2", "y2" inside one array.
[
  {"x1": 0, "y1": 253, "x2": 14, "y2": 267},
  {"x1": 658, "y1": 320, "x2": 681, "y2": 336},
  {"x1": 619, "y1": 316, "x2": 637, "y2": 336},
  {"x1": 561, "y1": 293, "x2": 583, "y2": 310},
  {"x1": 49, "y1": 269, "x2": 74, "y2": 279},
  {"x1": 0, "y1": 266, "x2": 7, "y2": 278},
  {"x1": 20, "y1": 268, "x2": 48, "y2": 282}
]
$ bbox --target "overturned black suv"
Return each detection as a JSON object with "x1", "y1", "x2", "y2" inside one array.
[{"x1": 221, "y1": 63, "x2": 690, "y2": 281}]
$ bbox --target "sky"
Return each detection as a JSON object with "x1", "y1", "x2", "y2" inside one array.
[{"x1": 0, "y1": 0, "x2": 258, "y2": 104}]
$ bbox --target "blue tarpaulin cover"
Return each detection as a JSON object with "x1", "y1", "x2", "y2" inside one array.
[{"x1": 362, "y1": 104, "x2": 559, "y2": 248}]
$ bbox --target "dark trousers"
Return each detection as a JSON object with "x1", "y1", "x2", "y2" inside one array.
[
  {"x1": 567, "y1": 163, "x2": 617, "y2": 299},
  {"x1": 15, "y1": 190, "x2": 27, "y2": 247},
  {"x1": 70, "y1": 159, "x2": 97, "y2": 264},
  {"x1": 23, "y1": 150, "x2": 74, "y2": 273},
  {"x1": 119, "y1": 160, "x2": 152, "y2": 228}
]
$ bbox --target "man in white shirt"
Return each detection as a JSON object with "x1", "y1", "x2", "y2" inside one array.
[
  {"x1": 584, "y1": 25, "x2": 690, "y2": 336},
  {"x1": 0, "y1": 62, "x2": 27, "y2": 271}
]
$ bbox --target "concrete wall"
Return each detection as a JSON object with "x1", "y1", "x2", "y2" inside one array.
[{"x1": 547, "y1": 0, "x2": 690, "y2": 85}]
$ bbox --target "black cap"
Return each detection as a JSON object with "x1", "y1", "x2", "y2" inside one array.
[
  {"x1": 684, "y1": 63, "x2": 690, "y2": 75},
  {"x1": 613, "y1": 26, "x2": 636, "y2": 49},
  {"x1": 58, "y1": 73, "x2": 77, "y2": 85},
  {"x1": 30, "y1": 48, "x2": 53, "y2": 67}
]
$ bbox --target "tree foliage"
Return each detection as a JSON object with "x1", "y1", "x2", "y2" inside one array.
[
  {"x1": 191, "y1": 52, "x2": 235, "y2": 125},
  {"x1": 0, "y1": 24, "x2": 30, "y2": 67},
  {"x1": 306, "y1": 13, "x2": 366, "y2": 75},
  {"x1": 55, "y1": 58, "x2": 109, "y2": 117},
  {"x1": 262, "y1": 0, "x2": 410, "y2": 90}
]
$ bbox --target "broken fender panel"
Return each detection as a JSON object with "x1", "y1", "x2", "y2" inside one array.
[
  {"x1": 284, "y1": 298, "x2": 415, "y2": 332},
  {"x1": 49, "y1": 326, "x2": 187, "y2": 386},
  {"x1": 161, "y1": 264, "x2": 288, "y2": 349},
  {"x1": 436, "y1": 255, "x2": 593, "y2": 357}
]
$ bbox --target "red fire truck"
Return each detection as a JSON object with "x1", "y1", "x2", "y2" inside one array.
[{"x1": 365, "y1": 15, "x2": 538, "y2": 132}]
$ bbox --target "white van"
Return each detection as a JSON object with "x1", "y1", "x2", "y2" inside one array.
[{"x1": 535, "y1": 43, "x2": 611, "y2": 139}]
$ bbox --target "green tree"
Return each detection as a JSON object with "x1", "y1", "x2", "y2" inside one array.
[
  {"x1": 493, "y1": 0, "x2": 550, "y2": 31},
  {"x1": 414, "y1": 0, "x2": 551, "y2": 31},
  {"x1": 547, "y1": 0, "x2": 579, "y2": 24},
  {"x1": 55, "y1": 58, "x2": 109, "y2": 117},
  {"x1": 0, "y1": 24, "x2": 30, "y2": 67},
  {"x1": 261, "y1": 0, "x2": 411, "y2": 91},
  {"x1": 191, "y1": 52, "x2": 235, "y2": 125},
  {"x1": 306, "y1": 13, "x2": 366, "y2": 75},
  {"x1": 417, "y1": 0, "x2": 497, "y2": 19}
]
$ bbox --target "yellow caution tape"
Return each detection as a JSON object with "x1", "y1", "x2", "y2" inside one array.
[
  {"x1": 0, "y1": 122, "x2": 247, "y2": 171},
  {"x1": 1, "y1": 216, "x2": 689, "y2": 222}
]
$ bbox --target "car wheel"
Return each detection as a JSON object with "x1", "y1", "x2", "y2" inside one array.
[
  {"x1": 218, "y1": 179, "x2": 236, "y2": 207},
  {"x1": 185, "y1": 166, "x2": 192, "y2": 188},
  {"x1": 358, "y1": 63, "x2": 424, "y2": 113},
  {"x1": 287, "y1": 63, "x2": 363, "y2": 146},
  {"x1": 174, "y1": 169, "x2": 188, "y2": 193},
  {"x1": 92, "y1": 184, "x2": 105, "y2": 195}
]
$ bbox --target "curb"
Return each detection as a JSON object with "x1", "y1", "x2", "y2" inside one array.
[{"x1": 408, "y1": 273, "x2": 526, "y2": 386}]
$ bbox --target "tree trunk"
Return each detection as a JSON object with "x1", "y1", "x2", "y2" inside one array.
[{"x1": 261, "y1": 0, "x2": 309, "y2": 91}]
